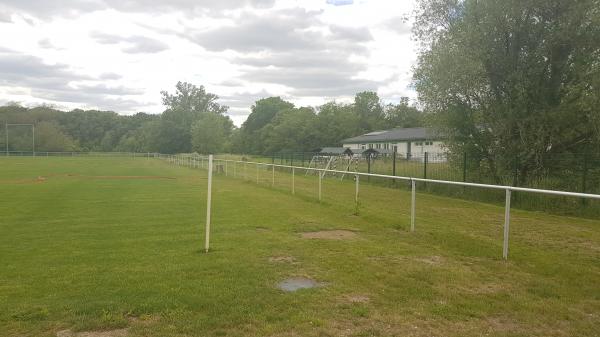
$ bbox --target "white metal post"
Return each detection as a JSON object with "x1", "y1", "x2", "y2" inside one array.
[
  {"x1": 411, "y1": 179, "x2": 416, "y2": 232},
  {"x1": 503, "y1": 189, "x2": 511, "y2": 260},
  {"x1": 318, "y1": 172, "x2": 322, "y2": 201},
  {"x1": 292, "y1": 167, "x2": 295, "y2": 194},
  {"x1": 205, "y1": 155, "x2": 213, "y2": 253},
  {"x1": 355, "y1": 175, "x2": 359, "y2": 204}
]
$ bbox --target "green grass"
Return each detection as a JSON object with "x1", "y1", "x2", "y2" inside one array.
[{"x1": 1, "y1": 156, "x2": 599, "y2": 337}]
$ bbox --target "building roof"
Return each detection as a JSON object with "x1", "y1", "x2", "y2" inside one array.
[
  {"x1": 341, "y1": 127, "x2": 440, "y2": 144},
  {"x1": 319, "y1": 147, "x2": 353, "y2": 155}
]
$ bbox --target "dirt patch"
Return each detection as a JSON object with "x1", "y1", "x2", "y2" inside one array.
[
  {"x1": 80, "y1": 175, "x2": 175, "y2": 180},
  {"x1": 414, "y1": 255, "x2": 444, "y2": 265},
  {"x1": 0, "y1": 176, "x2": 47, "y2": 184},
  {"x1": 256, "y1": 227, "x2": 270, "y2": 232},
  {"x1": 268, "y1": 256, "x2": 296, "y2": 263},
  {"x1": 345, "y1": 295, "x2": 370, "y2": 303},
  {"x1": 56, "y1": 328, "x2": 129, "y2": 337},
  {"x1": 127, "y1": 314, "x2": 160, "y2": 325},
  {"x1": 301, "y1": 230, "x2": 357, "y2": 240}
]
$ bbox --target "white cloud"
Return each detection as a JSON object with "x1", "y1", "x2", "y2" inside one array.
[{"x1": 0, "y1": 0, "x2": 418, "y2": 125}]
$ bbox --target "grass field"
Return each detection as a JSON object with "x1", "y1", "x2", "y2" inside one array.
[{"x1": 1, "y1": 156, "x2": 599, "y2": 337}]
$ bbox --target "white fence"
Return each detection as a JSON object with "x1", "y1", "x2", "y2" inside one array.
[
  {"x1": 3, "y1": 151, "x2": 599, "y2": 259},
  {"x1": 158, "y1": 153, "x2": 600, "y2": 260}
]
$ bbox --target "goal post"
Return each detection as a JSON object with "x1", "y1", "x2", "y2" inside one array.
[{"x1": 4, "y1": 123, "x2": 35, "y2": 156}]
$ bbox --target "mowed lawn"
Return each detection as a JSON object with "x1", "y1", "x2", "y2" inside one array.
[{"x1": 0, "y1": 157, "x2": 599, "y2": 337}]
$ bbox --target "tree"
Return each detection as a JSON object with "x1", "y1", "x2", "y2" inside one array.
[
  {"x1": 314, "y1": 102, "x2": 360, "y2": 147},
  {"x1": 384, "y1": 98, "x2": 425, "y2": 128},
  {"x1": 160, "y1": 82, "x2": 229, "y2": 152},
  {"x1": 413, "y1": 0, "x2": 600, "y2": 183},
  {"x1": 161, "y1": 81, "x2": 227, "y2": 116},
  {"x1": 353, "y1": 91, "x2": 386, "y2": 132},
  {"x1": 191, "y1": 113, "x2": 234, "y2": 154},
  {"x1": 260, "y1": 107, "x2": 319, "y2": 153},
  {"x1": 34, "y1": 121, "x2": 79, "y2": 151},
  {"x1": 238, "y1": 97, "x2": 294, "y2": 154}
]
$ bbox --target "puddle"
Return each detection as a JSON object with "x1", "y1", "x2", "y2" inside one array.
[{"x1": 277, "y1": 277, "x2": 321, "y2": 292}]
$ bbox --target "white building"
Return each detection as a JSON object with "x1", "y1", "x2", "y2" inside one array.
[{"x1": 341, "y1": 127, "x2": 446, "y2": 161}]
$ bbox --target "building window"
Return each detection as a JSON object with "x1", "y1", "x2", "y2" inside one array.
[
  {"x1": 415, "y1": 141, "x2": 423, "y2": 146},
  {"x1": 376, "y1": 143, "x2": 381, "y2": 149},
  {"x1": 368, "y1": 144, "x2": 373, "y2": 149},
  {"x1": 361, "y1": 144, "x2": 366, "y2": 149}
]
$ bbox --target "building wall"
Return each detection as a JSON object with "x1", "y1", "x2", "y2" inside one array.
[
  {"x1": 344, "y1": 140, "x2": 445, "y2": 154},
  {"x1": 410, "y1": 140, "x2": 445, "y2": 154}
]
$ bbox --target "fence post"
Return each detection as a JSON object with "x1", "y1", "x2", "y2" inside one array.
[
  {"x1": 423, "y1": 152, "x2": 428, "y2": 179},
  {"x1": 355, "y1": 174, "x2": 359, "y2": 204},
  {"x1": 392, "y1": 146, "x2": 397, "y2": 176},
  {"x1": 205, "y1": 155, "x2": 213, "y2": 253},
  {"x1": 292, "y1": 167, "x2": 295, "y2": 194},
  {"x1": 411, "y1": 179, "x2": 416, "y2": 232},
  {"x1": 318, "y1": 172, "x2": 322, "y2": 202},
  {"x1": 367, "y1": 154, "x2": 371, "y2": 182},
  {"x1": 503, "y1": 189, "x2": 511, "y2": 260}
]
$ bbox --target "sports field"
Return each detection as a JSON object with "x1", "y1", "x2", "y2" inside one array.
[{"x1": 1, "y1": 157, "x2": 599, "y2": 337}]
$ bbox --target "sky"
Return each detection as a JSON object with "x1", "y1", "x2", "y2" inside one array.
[{"x1": 0, "y1": 0, "x2": 418, "y2": 126}]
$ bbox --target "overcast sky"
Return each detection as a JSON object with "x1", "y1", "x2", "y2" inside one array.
[{"x1": 0, "y1": 0, "x2": 417, "y2": 126}]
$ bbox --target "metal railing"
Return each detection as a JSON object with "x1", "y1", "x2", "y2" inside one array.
[{"x1": 160, "y1": 154, "x2": 600, "y2": 260}]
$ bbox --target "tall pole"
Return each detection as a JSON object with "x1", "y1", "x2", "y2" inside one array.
[
  {"x1": 411, "y1": 179, "x2": 416, "y2": 232},
  {"x1": 503, "y1": 189, "x2": 511, "y2": 260},
  {"x1": 205, "y1": 155, "x2": 213, "y2": 253}
]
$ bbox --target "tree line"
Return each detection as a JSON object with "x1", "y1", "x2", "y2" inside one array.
[{"x1": 0, "y1": 82, "x2": 423, "y2": 154}]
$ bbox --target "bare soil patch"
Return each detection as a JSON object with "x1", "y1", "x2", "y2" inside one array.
[
  {"x1": 300, "y1": 230, "x2": 357, "y2": 240},
  {"x1": 345, "y1": 294, "x2": 370, "y2": 303},
  {"x1": 414, "y1": 255, "x2": 444, "y2": 265},
  {"x1": 56, "y1": 328, "x2": 129, "y2": 337},
  {"x1": 268, "y1": 256, "x2": 296, "y2": 263}
]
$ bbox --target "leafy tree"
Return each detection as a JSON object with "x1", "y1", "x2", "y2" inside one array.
[
  {"x1": 191, "y1": 113, "x2": 234, "y2": 154},
  {"x1": 261, "y1": 107, "x2": 319, "y2": 153},
  {"x1": 34, "y1": 121, "x2": 79, "y2": 151},
  {"x1": 353, "y1": 91, "x2": 386, "y2": 132},
  {"x1": 238, "y1": 97, "x2": 294, "y2": 154},
  {"x1": 314, "y1": 102, "x2": 361, "y2": 147},
  {"x1": 384, "y1": 98, "x2": 425, "y2": 128},
  {"x1": 160, "y1": 82, "x2": 230, "y2": 152},
  {"x1": 413, "y1": 0, "x2": 600, "y2": 183}
]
